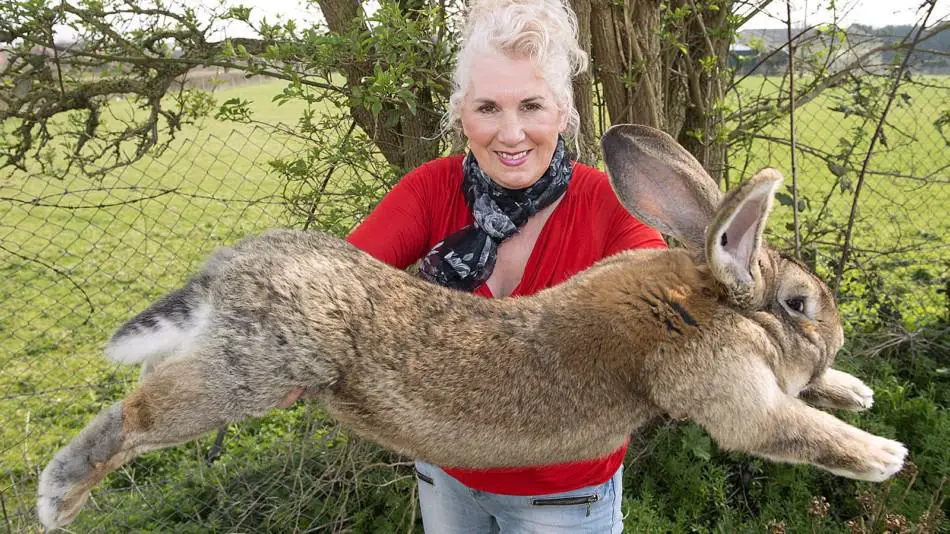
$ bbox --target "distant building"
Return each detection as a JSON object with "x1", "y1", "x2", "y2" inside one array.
[
  {"x1": 728, "y1": 43, "x2": 770, "y2": 73},
  {"x1": 729, "y1": 43, "x2": 756, "y2": 60},
  {"x1": 730, "y1": 36, "x2": 788, "y2": 75}
]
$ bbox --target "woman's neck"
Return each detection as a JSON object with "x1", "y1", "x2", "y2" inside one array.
[{"x1": 485, "y1": 197, "x2": 563, "y2": 297}]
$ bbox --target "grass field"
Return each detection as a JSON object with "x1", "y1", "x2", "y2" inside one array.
[{"x1": 1, "y1": 77, "x2": 947, "y2": 532}]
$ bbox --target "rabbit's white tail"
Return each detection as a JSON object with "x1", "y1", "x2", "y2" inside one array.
[
  {"x1": 105, "y1": 246, "x2": 237, "y2": 366},
  {"x1": 104, "y1": 282, "x2": 212, "y2": 366}
]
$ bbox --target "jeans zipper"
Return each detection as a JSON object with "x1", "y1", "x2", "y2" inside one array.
[
  {"x1": 415, "y1": 469, "x2": 434, "y2": 485},
  {"x1": 531, "y1": 494, "x2": 599, "y2": 517}
]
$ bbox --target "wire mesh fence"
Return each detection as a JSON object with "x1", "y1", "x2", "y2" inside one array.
[
  {"x1": 1, "y1": 71, "x2": 948, "y2": 532},
  {"x1": 728, "y1": 73, "x2": 950, "y2": 334},
  {"x1": 1, "y1": 122, "x2": 299, "y2": 531}
]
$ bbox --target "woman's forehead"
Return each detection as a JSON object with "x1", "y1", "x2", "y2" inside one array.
[{"x1": 465, "y1": 53, "x2": 553, "y2": 101}]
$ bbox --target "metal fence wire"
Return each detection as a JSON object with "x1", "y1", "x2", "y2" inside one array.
[{"x1": 1, "y1": 69, "x2": 949, "y2": 532}]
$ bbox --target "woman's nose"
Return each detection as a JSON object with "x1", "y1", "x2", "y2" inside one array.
[{"x1": 496, "y1": 112, "x2": 526, "y2": 145}]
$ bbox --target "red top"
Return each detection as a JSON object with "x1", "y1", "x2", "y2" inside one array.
[{"x1": 347, "y1": 155, "x2": 666, "y2": 495}]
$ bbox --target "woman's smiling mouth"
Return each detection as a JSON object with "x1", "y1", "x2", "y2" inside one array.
[{"x1": 496, "y1": 149, "x2": 531, "y2": 166}]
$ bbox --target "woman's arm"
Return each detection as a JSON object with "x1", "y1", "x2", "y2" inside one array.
[{"x1": 346, "y1": 161, "x2": 444, "y2": 268}]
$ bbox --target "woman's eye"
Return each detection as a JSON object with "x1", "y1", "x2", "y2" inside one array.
[
  {"x1": 785, "y1": 297, "x2": 806, "y2": 314},
  {"x1": 521, "y1": 102, "x2": 542, "y2": 112},
  {"x1": 477, "y1": 104, "x2": 497, "y2": 113}
]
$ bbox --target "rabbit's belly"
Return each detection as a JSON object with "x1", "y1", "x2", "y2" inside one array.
[{"x1": 322, "y1": 388, "x2": 648, "y2": 469}]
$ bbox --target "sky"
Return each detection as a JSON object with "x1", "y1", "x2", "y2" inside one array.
[
  {"x1": 212, "y1": 0, "x2": 949, "y2": 39},
  {"x1": 50, "y1": 0, "x2": 950, "y2": 43},
  {"x1": 741, "y1": 0, "x2": 949, "y2": 29}
]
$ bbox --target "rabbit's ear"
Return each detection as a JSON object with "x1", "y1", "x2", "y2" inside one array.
[
  {"x1": 704, "y1": 168, "x2": 783, "y2": 298},
  {"x1": 601, "y1": 124, "x2": 722, "y2": 249}
]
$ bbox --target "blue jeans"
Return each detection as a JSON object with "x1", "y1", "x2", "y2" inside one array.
[{"x1": 414, "y1": 460, "x2": 624, "y2": 533}]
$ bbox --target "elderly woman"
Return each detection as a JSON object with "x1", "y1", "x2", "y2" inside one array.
[{"x1": 347, "y1": 0, "x2": 665, "y2": 531}]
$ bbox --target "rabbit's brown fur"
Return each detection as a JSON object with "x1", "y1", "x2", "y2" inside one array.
[{"x1": 37, "y1": 125, "x2": 906, "y2": 530}]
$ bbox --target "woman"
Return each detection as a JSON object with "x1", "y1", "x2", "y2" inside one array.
[{"x1": 347, "y1": 0, "x2": 665, "y2": 531}]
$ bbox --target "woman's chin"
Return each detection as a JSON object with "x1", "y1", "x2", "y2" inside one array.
[{"x1": 489, "y1": 165, "x2": 545, "y2": 190}]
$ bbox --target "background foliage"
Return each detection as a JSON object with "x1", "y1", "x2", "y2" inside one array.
[{"x1": 1, "y1": 0, "x2": 948, "y2": 532}]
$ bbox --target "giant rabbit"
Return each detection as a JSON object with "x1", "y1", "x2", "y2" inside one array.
[{"x1": 37, "y1": 124, "x2": 906, "y2": 530}]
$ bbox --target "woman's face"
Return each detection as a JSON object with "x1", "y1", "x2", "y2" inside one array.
[{"x1": 460, "y1": 52, "x2": 568, "y2": 190}]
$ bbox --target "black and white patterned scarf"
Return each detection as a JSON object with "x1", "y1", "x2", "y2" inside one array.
[{"x1": 418, "y1": 137, "x2": 573, "y2": 291}]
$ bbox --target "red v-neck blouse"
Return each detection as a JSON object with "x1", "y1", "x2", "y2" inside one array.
[{"x1": 347, "y1": 155, "x2": 665, "y2": 495}]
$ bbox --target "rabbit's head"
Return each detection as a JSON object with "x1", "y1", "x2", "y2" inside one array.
[{"x1": 602, "y1": 124, "x2": 844, "y2": 394}]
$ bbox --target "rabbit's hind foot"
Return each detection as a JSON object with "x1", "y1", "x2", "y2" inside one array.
[{"x1": 37, "y1": 403, "x2": 128, "y2": 530}]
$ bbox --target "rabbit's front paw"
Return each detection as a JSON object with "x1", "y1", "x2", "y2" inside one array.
[
  {"x1": 838, "y1": 373, "x2": 874, "y2": 411},
  {"x1": 830, "y1": 435, "x2": 907, "y2": 482},
  {"x1": 809, "y1": 369, "x2": 874, "y2": 411},
  {"x1": 861, "y1": 435, "x2": 907, "y2": 482}
]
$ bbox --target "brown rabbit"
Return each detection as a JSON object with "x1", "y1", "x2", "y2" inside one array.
[{"x1": 37, "y1": 124, "x2": 906, "y2": 530}]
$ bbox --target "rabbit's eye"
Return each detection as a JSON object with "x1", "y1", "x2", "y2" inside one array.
[{"x1": 785, "y1": 297, "x2": 806, "y2": 314}]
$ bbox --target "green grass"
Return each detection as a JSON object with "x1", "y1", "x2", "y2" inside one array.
[{"x1": 1, "y1": 76, "x2": 948, "y2": 532}]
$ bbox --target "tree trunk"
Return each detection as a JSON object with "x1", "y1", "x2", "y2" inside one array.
[
  {"x1": 589, "y1": 0, "x2": 628, "y2": 126},
  {"x1": 625, "y1": 0, "x2": 665, "y2": 129},
  {"x1": 589, "y1": 0, "x2": 665, "y2": 130},
  {"x1": 317, "y1": 0, "x2": 441, "y2": 172},
  {"x1": 674, "y1": 0, "x2": 733, "y2": 185},
  {"x1": 588, "y1": 0, "x2": 733, "y2": 184},
  {"x1": 569, "y1": 0, "x2": 600, "y2": 165}
]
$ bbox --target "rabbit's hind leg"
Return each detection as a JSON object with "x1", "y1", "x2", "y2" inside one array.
[{"x1": 37, "y1": 356, "x2": 279, "y2": 530}]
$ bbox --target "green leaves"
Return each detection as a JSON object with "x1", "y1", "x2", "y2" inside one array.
[
  {"x1": 775, "y1": 186, "x2": 809, "y2": 213},
  {"x1": 175, "y1": 89, "x2": 217, "y2": 121},
  {"x1": 223, "y1": 5, "x2": 250, "y2": 22},
  {"x1": 682, "y1": 424, "x2": 713, "y2": 461},
  {"x1": 700, "y1": 55, "x2": 718, "y2": 73},
  {"x1": 215, "y1": 98, "x2": 252, "y2": 122}
]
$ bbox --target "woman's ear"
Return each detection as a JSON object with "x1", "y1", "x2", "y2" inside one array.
[
  {"x1": 557, "y1": 99, "x2": 571, "y2": 133},
  {"x1": 459, "y1": 114, "x2": 471, "y2": 139},
  {"x1": 558, "y1": 103, "x2": 570, "y2": 132}
]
